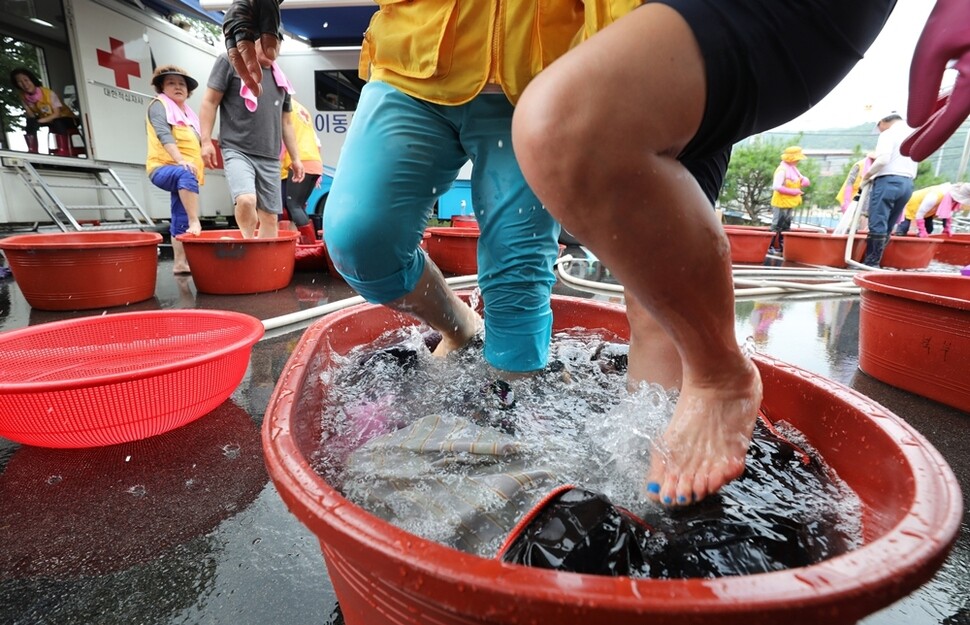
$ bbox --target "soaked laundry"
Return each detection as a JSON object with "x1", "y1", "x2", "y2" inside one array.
[{"x1": 321, "y1": 328, "x2": 862, "y2": 578}]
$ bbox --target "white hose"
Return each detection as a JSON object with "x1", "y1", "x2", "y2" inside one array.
[{"x1": 260, "y1": 274, "x2": 480, "y2": 336}]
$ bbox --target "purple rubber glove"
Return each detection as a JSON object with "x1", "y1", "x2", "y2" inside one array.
[
  {"x1": 916, "y1": 219, "x2": 930, "y2": 238},
  {"x1": 902, "y1": 0, "x2": 970, "y2": 161}
]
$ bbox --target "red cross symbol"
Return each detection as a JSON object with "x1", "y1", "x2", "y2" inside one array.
[{"x1": 97, "y1": 37, "x2": 141, "y2": 90}]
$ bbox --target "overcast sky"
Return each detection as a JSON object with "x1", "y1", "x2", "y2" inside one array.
[{"x1": 772, "y1": 0, "x2": 938, "y2": 132}]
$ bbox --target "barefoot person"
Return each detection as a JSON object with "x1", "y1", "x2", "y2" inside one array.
[
  {"x1": 145, "y1": 65, "x2": 204, "y2": 274},
  {"x1": 511, "y1": 0, "x2": 900, "y2": 506},
  {"x1": 199, "y1": 40, "x2": 303, "y2": 239}
]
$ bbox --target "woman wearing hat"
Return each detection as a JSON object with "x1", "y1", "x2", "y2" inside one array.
[
  {"x1": 895, "y1": 182, "x2": 970, "y2": 237},
  {"x1": 769, "y1": 146, "x2": 811, "y2": 251},
  {"x1": 9, "y1": 67, "x2": 81, "y2": 155},
  {"x1": 146, "y1": 65, "x2": 204, "y2": 274}
]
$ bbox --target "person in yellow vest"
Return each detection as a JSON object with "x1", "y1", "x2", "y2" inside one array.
[
  {"x1": 146, "y1": 65, "x2": 204, "y2": 274},
  {"x1": 769, "y1": 146, "x2": 811, "y2": 251},
  {"x1": 835, "y1": 152, "x2": 875, "y2": 214},
  {"x1": 280, "y1": 98, "x2": 322, "y2": 244},
  {"x1": 895, "y1": 182, "x2": 970, "y2": 237},
  {"x1": 10, "y1": 67, "x2": 80, "y2": 155}
]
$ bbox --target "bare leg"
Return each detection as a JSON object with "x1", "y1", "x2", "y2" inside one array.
[
  {"x1": 386, "y1": 259, "x2": 482, "y2": 357},
  {"x1": 234, "y1": 194, "x2": 259, "y2": 239},
  {"x1": 174, "y1": 189, "x2": 201, "y2": 273},
  {"x1": 255, "y1": 209, "x2": 279, "y2": 239},
  {"x1": 513, "y1": 4, "x2": 761, "y2": 506},
  {"x1": 626, "y1": 294, "x2": 681, "y2": 391},
  {"x1": 171, "y1": 239, "x2": 191, "y2": 274},
  {"x1": 178, "y1": 189, "x2": 202, "y2": 235}
]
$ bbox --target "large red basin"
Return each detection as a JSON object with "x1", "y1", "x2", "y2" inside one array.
[
  {"x1": 782, "y1": 231, "x2": 866, "y2": 268},
  {"x1": 425, "y1": 226, "x2": 478, "y2": 274},
  {"x1": 723, "y1": 226, "x2": 774, "y2": 264},
  {"x1": 263, "y1": 295, "x2": 961, "y2": 625},
  {"x1": 178, "y1": 229, "x2": 299, "y2": 294},
  {"x1": 880, "y1": 236, "x2": 939, "y2": 270},
  {"x1": 0, "y1": 231, "x2": 161, "y2": 310},
  {"x1": 855, "y1": 271, "x2": 970, "y2": 412},
  {"x1": 933, "y1": 233, "x2": 970, "y2": 266}
]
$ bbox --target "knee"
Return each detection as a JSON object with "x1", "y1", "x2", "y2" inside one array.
[
  {"x1": 235, "y1": 194, "x2": 257, "y2": 212},
  {"x1": 513, "y1": 79, "x2": 588, "y2": 195}
]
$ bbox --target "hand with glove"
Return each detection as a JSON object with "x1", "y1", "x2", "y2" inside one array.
[
  {"x1": 222, "y1": 0, "x2": 283, "y2": 96},
  {"x1": 916, "y1": 219, "x2": 930, "y2": 238},
  {"x1": 943, "y1": 219, "x2": 953, "y2": 237},
  {"x1": 901, "y1": 0, "x2": 970, "y2": 161}
]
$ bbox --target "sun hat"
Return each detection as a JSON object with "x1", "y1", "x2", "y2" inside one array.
[
  {"x1": 950, "y1": 182, "x2": 970, "y2": 206},
  {"x1": 151, "y1": 65, "x2": 199, "y2": 93},
  {"x1": 781, "y1": 146, "x2": 806, "y2": 163}
]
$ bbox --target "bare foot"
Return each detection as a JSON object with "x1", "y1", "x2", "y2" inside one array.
[
  {"x1": 645, "y1": 357, "x2": 762, "y2": 506},
  {"x1": 430, "y1": 302, "x2": 483, "y2": 358}
]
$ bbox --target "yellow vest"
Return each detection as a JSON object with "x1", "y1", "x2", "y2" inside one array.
[
  {"x1": 360, "y1": 0, "x2": 586, "y2": 105},
  {"x1": 579, "y1": 0, "x2": 644, "y2": 40},
  {"x1": 282, "y1": 100, "x2": 323, "y2": 178},
  {"x1": 770, "y1": 164, "x2": 803, "y2": 209},
  {"x1": 903, "y1": 184, "x2": 947, "y2": 220},
  {"x1": 22, "y1": 87, "x2": 77, "y2": 121},
  {"x1": 145, "y1": 99, "x2": 204, "y2": 185}
]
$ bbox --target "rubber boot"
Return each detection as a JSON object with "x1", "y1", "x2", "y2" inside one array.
[
  {"x1": 297, "y1": 223, "x2": 317, "y2": 245},
  {"x1": 53, "y1": 133, "x2": 71, "y2": 157},
  {"x1": 24, "y1": 135, "x2": 38, "y2": 153},
  {"x1": 863, "y1": 234, "x2": 889, "y2": 267}
]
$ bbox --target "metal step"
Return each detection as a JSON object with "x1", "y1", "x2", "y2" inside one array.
[{"x1": 9, "y1": 158, "x2": 156, "y2": 233}]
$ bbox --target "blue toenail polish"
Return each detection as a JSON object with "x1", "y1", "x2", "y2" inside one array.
[
  {"x1": 647, "y1": 482, "x2": 660, "y2": 494},
  {"x1": 663, "y1": 496, "x2": 672, "y2": 504},
  {"x1": 678, "y1": 495, "x2": 687, "y2": 503}
]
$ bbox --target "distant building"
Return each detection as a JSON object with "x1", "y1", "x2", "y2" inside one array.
[{"x1": 803, "y1": 149, "x2": 855, "y2": 177}]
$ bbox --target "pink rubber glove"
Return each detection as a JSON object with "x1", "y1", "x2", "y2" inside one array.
[
  {"x1": 902, "y1": 0, "x2": 970, "y2": 161},
  {"x1": 943, "y1": 219, "x2": 953, "y2": 237},
  {"x1": 916, "y1": 219, "x2": 930, "y2": 238}
]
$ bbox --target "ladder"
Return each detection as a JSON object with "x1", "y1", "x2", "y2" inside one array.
[{"x1": 8, "y1": 156, "x2": 161, "y2": 232}]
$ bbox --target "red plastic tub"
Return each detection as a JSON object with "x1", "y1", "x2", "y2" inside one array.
[
  {"x1": 451, "y1": 214, "x2": 479, "y2": 229},
  {"x1": 263, "y1": 295, "x2": 961, "y2": 625},
  {"x1": 782, "y1": 231, "x2": 866, "y2": 268},
  {"x1": 854, "y1": 271, "x2": 970, "y2": 412},
  {"x1": 723, "y1": 226, "x2": 774, "y2": 264},
  {"x1": 425, "y1": 226, "x2": 479, "y2": 274},
  {"x1": 177, "y1": 229, "x2": 299, "y2": 294},
  {"x1": 0, "y1": 310, "x2": 265, "y2": 448},
  {"x1": 879, "y1": 236, "x2": 939, "y2": 270},
  {"x1": 0, "y1": 231, "x2": 161, "y2": 310},
  {"x1": 933, "y1": 233, "x2": 970, "y2": 266}
]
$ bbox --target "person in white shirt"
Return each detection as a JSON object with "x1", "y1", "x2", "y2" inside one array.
[{"x1": 861, "y1": 112, "x2": 918, "y2": 266}]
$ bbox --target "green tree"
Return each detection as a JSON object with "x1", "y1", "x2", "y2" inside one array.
[
  {"x1": 0, "y1": 36, "x2": 42, "y2": 135},
  {"x1": 719, "y1": 139, "x2": 790, "y2": 222}
]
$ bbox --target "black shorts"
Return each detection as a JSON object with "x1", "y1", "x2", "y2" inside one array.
[{"x1": 648, "y1": 0, "x2": 897, "y2": 204}]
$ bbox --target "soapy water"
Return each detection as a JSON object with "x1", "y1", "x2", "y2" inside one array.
[{"x1": 308, "y1": 325, "x2": 862, "y2": 577}]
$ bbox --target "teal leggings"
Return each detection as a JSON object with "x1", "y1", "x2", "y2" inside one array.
[{"x1": 323, "y1": 82, "x2": 560, "y2": 372}]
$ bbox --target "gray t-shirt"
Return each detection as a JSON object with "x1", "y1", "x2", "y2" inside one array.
[{"x1": 206, "y1": 54, "x2": 291, "y2": 159}]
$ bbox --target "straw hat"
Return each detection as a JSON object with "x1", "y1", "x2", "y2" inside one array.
[
  {"x1": 781, "y1": 146, "x2": 806, "y2": 163},
  {"x1": 151, "y1": 65, "x2": 199, "y2": 93}
]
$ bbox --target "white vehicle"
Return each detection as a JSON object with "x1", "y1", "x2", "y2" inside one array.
[{"x1": 0, "y1": 0, "x2": 363, "y2": 231}]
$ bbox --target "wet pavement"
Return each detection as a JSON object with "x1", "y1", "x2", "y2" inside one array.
[{"x1": 0, "y1": 250, "x2": 967, "y2": 625}]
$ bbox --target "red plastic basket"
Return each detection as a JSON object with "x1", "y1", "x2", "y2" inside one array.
[{"x1": 0, "y1": 310, "x2": 265, "y2": 448}]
